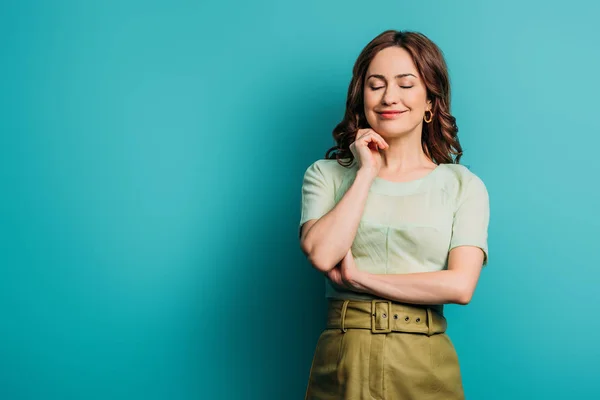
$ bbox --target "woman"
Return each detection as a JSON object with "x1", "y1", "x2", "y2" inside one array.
[{"x1": 299, "y1": 30, "x2": 490, "y2": 400}]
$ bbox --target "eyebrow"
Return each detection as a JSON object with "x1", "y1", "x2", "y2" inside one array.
[{"x1": 366, "y1": 73, "x2": 417, "y2": 80}]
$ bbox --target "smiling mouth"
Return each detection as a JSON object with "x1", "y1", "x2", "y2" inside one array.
[{"x1": 377, "y1": 111, "x2": 407, "y2": 118}]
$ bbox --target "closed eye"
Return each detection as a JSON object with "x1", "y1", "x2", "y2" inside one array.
[{"x1": 370, "y1": 85, "x2": 414, "y2": 91}]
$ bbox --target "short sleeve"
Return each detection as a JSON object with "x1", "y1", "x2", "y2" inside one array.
[
  {"x1": 299, "y1": 161, "x2": 335, "y2": 237},
  {"x1": 449, "y1": 174, "x2": 490, "y2": 266}
]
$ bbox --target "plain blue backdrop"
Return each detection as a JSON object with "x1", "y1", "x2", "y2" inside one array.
[{"x1": 1, "y1": 0, "x2": 599, "y2": 399}]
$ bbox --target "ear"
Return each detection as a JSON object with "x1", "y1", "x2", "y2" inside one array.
[{"x1": 426, "y1": 99, "x2": 433, "y2": 112}]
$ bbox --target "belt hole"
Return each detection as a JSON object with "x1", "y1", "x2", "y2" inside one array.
[
  {"x1": 382, "y1": 313, "x2": 387, "y2": 318},
  {"x1": 416, "y1": 317, "x2": 421, "y2": 323},
  {"x1": 393, "y1": 314, "x2": 398, "y2": 319},
  {"x1": 405, "y1": 316, "x2": 410, "y2": 322}
]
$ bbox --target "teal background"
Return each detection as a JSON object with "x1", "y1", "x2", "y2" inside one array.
[{"x1": 1, "y1": 0, "x2": 599, "y2": 399}]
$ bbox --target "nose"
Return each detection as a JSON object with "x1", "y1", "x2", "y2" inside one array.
[{"x1": 381, "y1": 85, "x2": 400, "y2": 105}]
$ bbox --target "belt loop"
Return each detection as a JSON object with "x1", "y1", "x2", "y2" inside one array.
[
  {"x1": 340, "y1": 300, "x2": 350, "y2": 333},
  {"x1": 426, "y1": 308, "x2": 433, "y2": 336},
  {"x1": 370, "y1": 300, "x2": 392, "y2": 333}
]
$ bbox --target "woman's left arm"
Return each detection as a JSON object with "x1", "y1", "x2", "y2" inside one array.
[{"x1": 338, "y1": 246, "x2": 485, "y2": 305}]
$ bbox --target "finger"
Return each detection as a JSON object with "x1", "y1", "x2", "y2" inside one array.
[
  {"x1": 368, "y1": 131, "x2": 389, "y2": 148},
  {"x1": 358, "y1": 135, "x2": 380, "y2": 151},
  {"x1": 326, "y1": 269, "x2": 337, "y2": 280},
  {"x1": 342, "y1": 249, "x2": 351, "y2": 261},
  {"x1": 362, "y1": 129, "x2": 388, "y2": 147},
  {"x1": 359, "y1": 131, "x2": 388, "y2": 149},
  {"x1": 367, "y1": 141, "x2": 380, "y2": 151},
  {"x1": 329, "y1": 272, "x2": 343, "y2": 287}
]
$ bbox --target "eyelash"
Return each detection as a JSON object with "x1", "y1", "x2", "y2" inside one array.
[{"x1": 370, "y1": 86, "x2": 413, "y2": 90}]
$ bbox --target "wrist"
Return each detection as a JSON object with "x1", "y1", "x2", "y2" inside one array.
[
  {"x1": 351, "y1": 270, "x2": 370, "y2": 293},
  {"x1": 356, "y1": 167, "x2": 378, "y2": 182}
]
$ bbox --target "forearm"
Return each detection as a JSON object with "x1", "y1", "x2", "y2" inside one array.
[
  {"x1": 303, "y1": 169, "x2": 373, "y2": 272},
  {"x1": 353, "y1": 270, "x2": 473, "y2": 305}
]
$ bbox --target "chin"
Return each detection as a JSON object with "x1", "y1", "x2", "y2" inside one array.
[{"x1": 372, "y1": 123, "x2": 412, "y2": 137}]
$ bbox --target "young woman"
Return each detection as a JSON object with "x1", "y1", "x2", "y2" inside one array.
[{"x1": 299, "y1": 30, "x2": 490, "y2": 400}]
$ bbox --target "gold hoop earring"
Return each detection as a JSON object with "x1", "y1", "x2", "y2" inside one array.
[{"x1": 424, "y1": 110, "x2": 433, "y2": 123}]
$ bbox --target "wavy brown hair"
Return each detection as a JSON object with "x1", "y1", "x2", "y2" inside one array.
[{"x1": 325, "y1": 30, "x2": 463, "y2": 167}]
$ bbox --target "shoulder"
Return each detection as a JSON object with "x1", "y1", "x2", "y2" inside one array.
[
  {"x1": 303, "y1": 158, "x2": 355, "y2": 181},
  {"x1": 438, "y1": 163, "x2": 486, "y2": 187},
  {"x1": 437, "y1": 163, "x2": 489, "y2": 202}
]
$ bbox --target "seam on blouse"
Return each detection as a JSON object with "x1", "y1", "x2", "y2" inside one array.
[{"x1": 385, "y1": 226, "x2": 390, "y2": 273}]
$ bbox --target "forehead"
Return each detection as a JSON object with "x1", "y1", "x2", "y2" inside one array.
[{"x1": 366, "y1": 46, "x2": 418, "y2": 77}]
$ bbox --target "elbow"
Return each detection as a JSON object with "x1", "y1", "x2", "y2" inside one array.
[
  {"x1": 307, "y1": 252, "x2": 336, "y2": 273},
  {"x1": 455, "y1": 293, "x2": 472, "y2": 306},
  {"x1": 300, "y1": 240, "x2": 336, "y2": 273},
  {"x1": 454, "y1": 285, "x2": 474, "y2": 305}
]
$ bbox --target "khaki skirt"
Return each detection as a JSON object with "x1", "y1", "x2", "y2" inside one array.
[{"x1": 305, "y1": 299, "x2": 465, "y2": 400}]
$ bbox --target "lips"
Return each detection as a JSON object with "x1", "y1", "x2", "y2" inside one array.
[
  {"x1": 377, "y1": 110, "x2": 407, "y2": 119},
  {"x1": 378, "y1": 110, "x2": 406, "y2": 115}
]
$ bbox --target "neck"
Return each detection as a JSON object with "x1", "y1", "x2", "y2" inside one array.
[{"x1": 379, "y1": 125, "x2": 433, "y2": 172}]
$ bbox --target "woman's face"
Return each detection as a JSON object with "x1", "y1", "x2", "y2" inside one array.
[{"x1": 363, "y1": 46, "x2": 431, "y2": 138}]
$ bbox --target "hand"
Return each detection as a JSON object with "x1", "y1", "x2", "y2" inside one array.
[
  {"x1": 325, "y1": 263, "x2": 351, "y2": 291},
  {"x1": 349, "y1": 128, "x2": 389, "y2": 178},
  {"x1": 325, "y1": 248, "x2": 368, "y2": 293}
]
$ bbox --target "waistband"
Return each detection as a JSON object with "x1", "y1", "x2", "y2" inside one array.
[{"x1": 326, "y1": 299, "x2": 447, "y2": 336}]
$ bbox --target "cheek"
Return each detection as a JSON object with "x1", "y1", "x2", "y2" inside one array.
[
  {"x1": 363, "y1": 97, "x2": 379, "y2": 126},
  {"x1": 363, "y1": 93, "x2": 379, "y2": 125},
  {"x1": 404, "y1": 91, "x2": 426, "y2": 110},
  {"x1": 363, "y1": 91, "x2": 379, "y2": 110}
]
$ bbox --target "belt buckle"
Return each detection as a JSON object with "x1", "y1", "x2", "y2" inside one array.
[{"x1": 371, "y1": 300, "x2": 392, "y2": 333}]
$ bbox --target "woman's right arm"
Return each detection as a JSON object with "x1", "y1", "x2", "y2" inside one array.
[
  {"x1": 300, "y1": 128, "x2": 387, "y2": 273},
  {"x1": 300, "y1": 168, "x2": 375, "y2": 273}
]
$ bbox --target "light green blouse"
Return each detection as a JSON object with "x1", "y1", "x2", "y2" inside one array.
[{"x1": 299, "y1": 158, "x2": 490, "y2": 313}]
